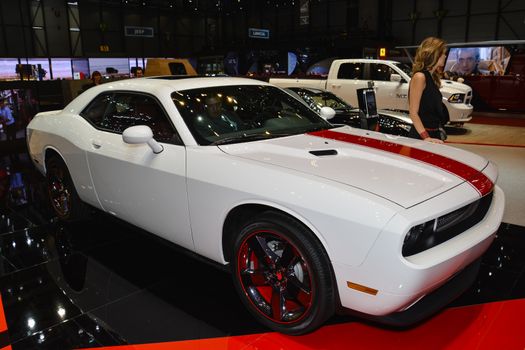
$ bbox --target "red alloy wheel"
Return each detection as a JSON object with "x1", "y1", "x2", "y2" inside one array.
[{"x1": 237, "y1": 230, "x2": 314, "y2": 324}]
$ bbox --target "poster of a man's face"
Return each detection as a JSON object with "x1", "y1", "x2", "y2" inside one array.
[
  {"x1": 455, "y1": 48, "x2": 479, "y2": 75},
  {"x1": 445, "y1": 46, "x2": 511, "y2": 76}
]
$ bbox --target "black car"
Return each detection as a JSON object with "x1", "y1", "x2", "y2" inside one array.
[{"x1": 286, "y1": 87, "x2": 413, "y2": 136}]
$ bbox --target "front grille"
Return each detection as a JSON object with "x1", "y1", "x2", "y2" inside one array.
[
  {"x1": 402, "y1": 191, "x2": 494, "y2": 256},
  {"x1": 465, "y1": 91, "x2": 472, "y2": 105}
]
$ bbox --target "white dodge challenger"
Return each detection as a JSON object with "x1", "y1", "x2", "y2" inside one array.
[{"x1": 26, "y1": 77, "x2": 504, "y2": 334}]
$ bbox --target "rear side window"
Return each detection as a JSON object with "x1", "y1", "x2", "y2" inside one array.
[
  {"x1": 369, "y1": 63, "x2": 396, "y2": 81},
  {"x1": 80, "y1": 92, "x2": 179, "y2": 143},
  {"x1": 337, "y1": 63, "x2": 364, "y2": 79},
  {"x1": 81, "y1": 93, "x2": 113, "y2": 125}
]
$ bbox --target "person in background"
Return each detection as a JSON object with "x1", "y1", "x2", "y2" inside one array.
[
  {"x1": 134, "y1": 67, "x2": 144, "y2": 78},
  {"x1": 408, "y1": 37, "x2": 447, "y2": 144},
  {"x1": 0, "y1": 97, "x2": 16, "y2": 141},
  {"x1": 80, "y1": 71, "x2": 103, "y2": 93},
  {"x1": 90, "y1": 71, "x2": 103, "y2": 86}
]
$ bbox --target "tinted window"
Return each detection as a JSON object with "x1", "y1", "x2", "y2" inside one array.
[
  {"x1": 172, "y1": 85, "x2": 333, "y2": 145},
  {"x1": 292, "y1": 90, "x2": 352, "y2": 113},
  {"x1": 370, "y1": 63, "x2": 396, "y2": 81},
  {"x1": 81, "y1": 93, "x2": 113, "y2": 126},
  {"x1": 169, "y1": 63, "x2": 187, "y2": 75},
  {"x1": 337, "y1": 63, "x2": 364, "y2": 79},
  {"x1": 81, "y1": 93, "x2": 178, "y2": 143}
]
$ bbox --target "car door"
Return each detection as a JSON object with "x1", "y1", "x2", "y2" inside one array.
[
  {"x1": 367, "y1": 62, "x2": 408, "y2": 111},
  {"x1": 80, "y1": 92, "x2": 193, "y2": 250},
  {"x1": 327, "y1": 61, "x2": 366, "y2": 106}
]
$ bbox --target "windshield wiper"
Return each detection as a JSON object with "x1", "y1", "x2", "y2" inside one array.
[
  {"x1": 210, "y1": 132, "x2": 295, "y2": 145},
  {"x1": 300, "y1": 125, "x2": 334, "y2": 133}
]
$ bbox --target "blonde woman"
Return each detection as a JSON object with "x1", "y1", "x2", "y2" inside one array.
[{"x1": 408, "y1": 37, "x2": 447, "y2": 143}]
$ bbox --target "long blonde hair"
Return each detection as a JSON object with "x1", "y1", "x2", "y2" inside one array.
[{"x1": 412, "y1": 37, "x2": 447, "y2": 87}]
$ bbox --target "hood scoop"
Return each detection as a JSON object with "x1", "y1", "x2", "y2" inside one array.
[{"x1": 309, "y1": 149, "x2": 338, "y2": 157}]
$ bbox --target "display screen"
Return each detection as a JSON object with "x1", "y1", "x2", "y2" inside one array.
[
  {"x1": 444, "y1": 46, "x2": 511, "y2": 76},
  {"x1": 72, "y1": 58, "x2": 89, "y2": 80},
  {"x1": 88, "y1": 58, "x2": 130, "y2": 78},
  {"x1": 358, "y1": 88, "x2": 378, "y2": 117}
]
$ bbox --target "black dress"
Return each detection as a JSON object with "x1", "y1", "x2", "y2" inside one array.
[{"x1": 408, "y1": 70, "x2": 445, "y2": 140}]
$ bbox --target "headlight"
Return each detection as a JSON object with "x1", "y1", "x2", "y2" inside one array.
[
  {"x1": 402, "y1": 220, "x2": 433, "y2": 256},
  {"x1": 404, "y1": 223, "x2": 426, "y2": 245},
  {"x1": 448, "y1": 93, "x2": 465, "y2": 103}
]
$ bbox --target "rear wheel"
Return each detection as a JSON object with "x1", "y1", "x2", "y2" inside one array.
[
  {"x1": 46, "y1": 155, "x2": 89, "y2": 221},
  {"x1": 232, "y1": 211, "x2": 335, "y2": 335}
]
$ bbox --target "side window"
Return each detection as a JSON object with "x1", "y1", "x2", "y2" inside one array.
[
  {"x1": 129, "y1": 95, "x2": 177, "y2": 142},
  {"x1": 81, "y1": 92, "x2": 178, "y2": 143},
  {"x1": 337, "y1": 63, "x2": 364, "y2": 79},
  {"x1": 80, "y1": 93, "x2": 114, "y2": 126},
  {"x1": 370, "y1": 63, "x2": 396, "y2": 81}
]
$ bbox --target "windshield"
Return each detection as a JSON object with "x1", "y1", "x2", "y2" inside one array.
[
  {"x1": 172, "y1": 85, "x2": 333, "y2": 145},
  {"x1": 394, "y1": 62, "x2": 413, "y2": 77}
]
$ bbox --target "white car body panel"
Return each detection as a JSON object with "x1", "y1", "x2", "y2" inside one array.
[
  {"x1": 86, "y1": 132, "x2": 193, "y2": 250},
  {"x1": 185, "y1": 143, "x2": 399, "y2": 267},
  {"x1": 26, "y1": 77, "x2": 504, "y2": 322},
  {"x1": 218, "y1": 126, "x2": 489, "y2": 208}
]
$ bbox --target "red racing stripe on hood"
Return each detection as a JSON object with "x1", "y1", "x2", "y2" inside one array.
[{"x1": 308, "y1": 130, "x2": 494, "y2": 196}]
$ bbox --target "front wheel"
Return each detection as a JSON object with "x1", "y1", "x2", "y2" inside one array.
[
  {"x1": 46, "y1": 155, "x2": 89, "y2": 221},
  {"x1": 232, "y1": 211, "x2": 335, "y2": 335}
]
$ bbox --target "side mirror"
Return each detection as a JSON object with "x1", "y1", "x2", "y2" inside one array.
[
  {"x1": 122, "y1": 125, "x2": 164, "y2": 154},
  {"x1": 320, "y1": 106, "x2": 336, "y2": 120},
  {"x1": 390, "y1": 74, "x2": 402, "y2": 82}
]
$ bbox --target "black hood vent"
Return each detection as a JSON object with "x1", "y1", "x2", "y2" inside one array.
[{"x1": 309, "y1": 149, "x2": 338, "y2": 156}]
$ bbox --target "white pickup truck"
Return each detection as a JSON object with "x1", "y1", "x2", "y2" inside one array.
[{"x1": 270, "y1": 59, "x2": 473, "y2": 125}]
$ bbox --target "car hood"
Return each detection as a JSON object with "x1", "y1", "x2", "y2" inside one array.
[
  {"x1": 218, "y1": 126, "x2": 491, "y2": 208},
  {"x1": 440, "y1": 79, "x2": 472, "y2": 95}
]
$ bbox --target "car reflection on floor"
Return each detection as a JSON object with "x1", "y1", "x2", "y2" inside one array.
[{"x1": 0, "y1": 152, "x2": 524, "y2": 349}]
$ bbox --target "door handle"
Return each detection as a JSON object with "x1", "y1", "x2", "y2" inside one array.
[
  {"x1": 91, "y1": 139, "x2": 102, "y2": 149},
  {"x1": 331, "y1": 84, "x2": 341, "y2": 88}
]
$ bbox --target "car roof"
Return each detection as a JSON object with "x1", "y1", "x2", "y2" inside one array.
[
  {"x1": 120, "y1": 76, "x2": 271, "y2": 91},
  {"x1": 65, "y1": 76, "x2": 272, "y2": 113}
]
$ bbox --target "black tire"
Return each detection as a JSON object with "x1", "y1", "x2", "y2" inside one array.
[
  {"x1": 232, "y1": 211, "x2": 335, "y2": 335},
  {"x1": 46, "y1": 155, "x2": 90, "y2": 221}
]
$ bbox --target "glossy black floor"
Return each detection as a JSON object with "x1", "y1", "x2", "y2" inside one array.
[{"x1": 0, "y1": 151, "x2": 525, "y2": 350}]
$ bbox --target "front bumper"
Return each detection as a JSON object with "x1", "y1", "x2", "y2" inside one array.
[
  {"x1": 338, "y1": 256, "x2": 482, "y2": 326},
  {"x1": 446, "y1": 102, "x2": 473, "y2": 123},
  {"x1": 331, "y1": 185, "x2": 504, "y2": 319}
]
